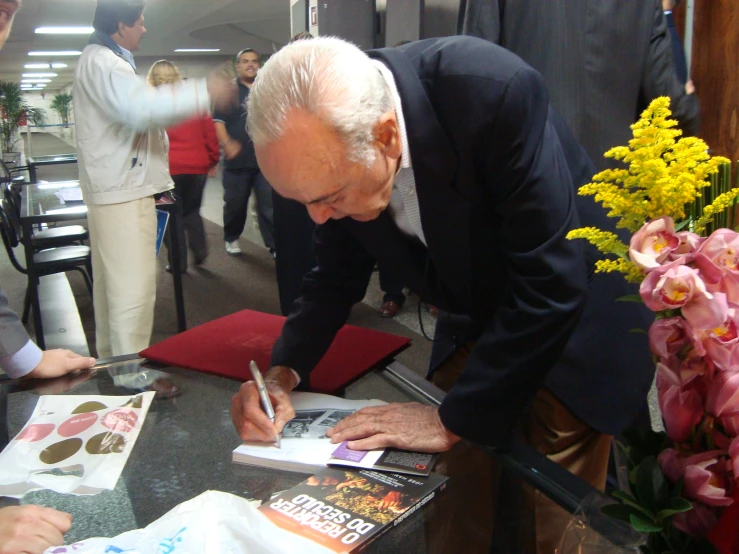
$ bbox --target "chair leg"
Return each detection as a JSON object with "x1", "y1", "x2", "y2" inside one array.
[
  {"x1": 86, "y1": 261, "x2": 93, "y2": 284},
  {"x1": 21, "y1": 287, "x2": 30, "y2": 324},
  {"x1": 80, "y1": 268, "x2": 93, "y2": 295}
]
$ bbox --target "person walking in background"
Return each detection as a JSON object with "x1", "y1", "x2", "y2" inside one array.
[
  {"x1": 74, "y1": 0, "x2": 234, "y2": 357},
  {"x1": 147, "y1": 60, "x2": 220, "y2": 272},
  {"x1": 459, "y1": 0, "x2": 699, "y2": 173},
  {"x1": 213, "y1": 48, "x2": 275, "y2": 257},
  {"x1": 663, "y1": 0, "x2": 691, "y2": 87}
]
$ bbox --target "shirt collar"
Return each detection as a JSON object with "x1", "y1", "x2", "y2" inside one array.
[
  {"x1": 117, "y1": 44, "x2": 137, "y2": 71},
  {"x1": 370, "y1": 60, "x2": 411, "y2": 172}
]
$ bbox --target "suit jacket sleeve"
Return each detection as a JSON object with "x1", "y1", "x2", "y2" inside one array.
[
  {"x1": 270, "y1": 220, "x2": 376, "y2": 385},
  {"x1": 438, "y1": 67, "x2": 588, "y2": 448},
  {"x1": 641, "y1": 0, "x2": 699, "y2": 136},
  {"x1": 0, "y1": 284, "x2": 31, "y2": 359}
]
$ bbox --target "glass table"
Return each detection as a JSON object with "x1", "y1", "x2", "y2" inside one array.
[
  {"x1": 0, "y1": 357, "x2": 637, "y2": 553},
  {"x1": 18, "y1": 183, "x2": 187, "y2": 349},
  {"x1": 26, "y1": 154, "x2": 78, "y2": 185}
]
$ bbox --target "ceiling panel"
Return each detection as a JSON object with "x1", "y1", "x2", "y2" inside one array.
[{"x1": 0, "y1": 0, "x2": 291, "y2": 91}]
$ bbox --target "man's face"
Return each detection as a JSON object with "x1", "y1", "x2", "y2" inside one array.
[
  {"x1": 256, "y1": 108, "x2": 401, "y2": 224},
  {"x1": 0, "y1": 0, "x2": 20, "y2": 50},
  {"x1": 118, "y1": 14, "x2": 146, "y2": 51},
  {"x1": 236, "y1": 51, "x2": 260, "y2": 82}
]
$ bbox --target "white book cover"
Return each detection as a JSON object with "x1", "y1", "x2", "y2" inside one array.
[{"x1": 232, "y1": 392, "x2": 438, "y2": 477}]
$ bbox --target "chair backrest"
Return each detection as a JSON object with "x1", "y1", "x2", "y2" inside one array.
[{"x1": 0, "y1": 199, "x2": 26, "y2": 274}]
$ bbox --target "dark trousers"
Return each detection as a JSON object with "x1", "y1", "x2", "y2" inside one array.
[
  {"x1": 165, "y1": 174, "x2": 208, "y2": 269},
  {"x1": 273, "y1": 190, "x2": 317, "y2": 315},
  {"x1": 222, "y1": 167, "x2": 275, "y2": 249},
  {"x1": 379, "y1": 266, "x2": 405, "y2": 306}
]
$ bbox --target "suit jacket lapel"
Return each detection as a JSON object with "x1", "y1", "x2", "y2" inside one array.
[{"x1": 368, "y1": 48, "x2": 473, "y2": 312}]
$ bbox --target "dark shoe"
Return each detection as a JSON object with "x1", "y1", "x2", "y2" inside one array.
[
  {"x1": 380, "y1": 300, "x2": 400, "y2": 318},
  {"x1": 194, "y1": 254, "x2": 207, "y2": 266},
  {"x1": 269, "y1": 248, "x2": 276, "y2": 260},
  {"x1": 165, "y1": 265, "x2": 187, "y2": 274}
]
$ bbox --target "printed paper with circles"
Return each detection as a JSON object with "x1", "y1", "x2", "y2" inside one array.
[{"x1": 0, "y1": 392, "x2": 154, "y2": 498}]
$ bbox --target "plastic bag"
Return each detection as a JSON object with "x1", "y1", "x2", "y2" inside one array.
[
  {"x1": 557, "y1": 491, "x2": 645, "y2": 554},
  {"x1": 45, "y1": 490, "x2": 338, "y2": 554},
  {"x1": 0, "y1": 393, "x2": 154, "y2": 498}
]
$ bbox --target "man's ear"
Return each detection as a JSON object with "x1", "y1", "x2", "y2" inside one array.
[{"x1": 375, "y1": 112, "x2": 401, "y2": 160}]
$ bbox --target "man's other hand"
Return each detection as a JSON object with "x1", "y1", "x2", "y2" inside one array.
[
  {"x1": 0, "y1": 505, "x2": 72, "y2": 554},
  {"x1": 207, "y1": 70, "x2": 237, "y2": 112},
  {"x1": 231, "y1": 365, "x2": 297, "y2": 442},
  {"x1": 27, "y1": 350, "x2": 96, "y2": 380},
  {"x1": 222, "y1": 139, "x2": 242, "y2": 160},
  {"x1": 685, "y1": 79, "x2": 695, "y2": 95},
  {"x1": 326, "y1": 403, "x2": 461, "y2": 453}
]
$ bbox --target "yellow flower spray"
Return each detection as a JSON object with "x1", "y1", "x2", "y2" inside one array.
[{"x1": 567, "y1": 97, "x2": 731, "y2": 283}]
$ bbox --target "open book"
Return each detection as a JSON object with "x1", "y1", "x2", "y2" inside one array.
[{"x1": 232, "y1": 392, "x2": 438, "y2": 477}]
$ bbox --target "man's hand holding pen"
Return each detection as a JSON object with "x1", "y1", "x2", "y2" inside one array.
[{"x1": 230, "y1": 365, "x2": 297, "y2": 443}]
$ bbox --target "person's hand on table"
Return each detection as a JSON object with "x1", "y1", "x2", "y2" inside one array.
[
  {"x1": 231, "y1": 365, "x2": 297, "y2": 442},
  {"x1": 26, "y1": 350, "x2": 96, "y2": 380},
  {"x1": 325, "y1": 403, "x2": 461, "y2": 453},
  {"x1": 0, "y1": 505, "x2": 72, "y2": 554}
]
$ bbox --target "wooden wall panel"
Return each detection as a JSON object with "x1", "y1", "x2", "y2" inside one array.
[{"x1": 690, "y1": 0, "x2": 739, "y2": 162}]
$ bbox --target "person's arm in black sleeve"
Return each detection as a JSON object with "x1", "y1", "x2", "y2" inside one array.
[
  {"x1": 271, "y1": 219, "x2": 377, "y2": 386},
  {"x1": 640, "y1": 0, "x2": 699, "y2": 136},
  {"x1": 438, "y1": 67, "x2": 589, "y2": 449}
]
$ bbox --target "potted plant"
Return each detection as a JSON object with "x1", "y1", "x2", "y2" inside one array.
[
  {"x1": 0, "y1": 80, "x2": 47, "y2": 165},
  {"x1": 50, "y1": 92, "x2": 73, "y2": 128}
]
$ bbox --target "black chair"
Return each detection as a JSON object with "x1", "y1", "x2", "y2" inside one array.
[
  {"x1": 0, "y1": 199, "x2": 92, "y2": 325},
  {"x1": 1, "y1": 182, "x2": 89, "y2": 250}
]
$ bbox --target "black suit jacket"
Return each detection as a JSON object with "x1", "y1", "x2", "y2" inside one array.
[
  {"x1": 459, "y1": 0, "x2": 699, "y2": 172},
  {"x1": 272, "y1": 37, "x2": 653, "y2": 447}
]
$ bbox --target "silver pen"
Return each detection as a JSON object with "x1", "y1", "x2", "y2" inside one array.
[{"x1": 249, "y1": 360, "x2": 281, "y2": 448}]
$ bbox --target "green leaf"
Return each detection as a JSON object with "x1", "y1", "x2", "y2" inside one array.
[
  {"x1": 616, "y1": 294, "x2": 644, "y2": 303},
  {"x1": 634, "y1": 456, "x2": 670, "y2": 512},
  {"x1": 655, "y1": 497, "x2": 693, "y2": 521},
  {"x1": 629, "y1": 513, "x2": 664, "y2": 533},
  {"x1": 629, "y1": 328, "x2": 648, "y2": 334},
  {"x1": 612, "y1": 490, "x2": 656, "y2": 519},
  {"x1": 601, "y1": 503, "x2": 639, "y2": 523},
  {"x1": 674, "y1": 219, "x2": 691, "y2": 231}
]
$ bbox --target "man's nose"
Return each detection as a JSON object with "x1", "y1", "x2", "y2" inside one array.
[{"x1": 307, "y1": 204, "x2": 333, "y2": 225}]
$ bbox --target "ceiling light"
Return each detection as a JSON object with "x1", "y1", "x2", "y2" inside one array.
[
  {"x1": 23, "y1": 73, "x2": 57, "y2": 78},
  {"x1": 174, "y1": 48, "x2": 221, "y2": 53},
  {"x1": 35, "y1": 26, "x2": 94, "y2": 35},
  {"x1": 22, "y1": 79, "x2": 52, "y2": 83},
  {"x1": 52, "y1": 63, "x2": 68, "y2": 69},
  {"x1": 28, "y1": 51, "x2": 82, "y2": 56},
  {"x1": 25, "y1": 63, "x2": 51, "y2": 69}
]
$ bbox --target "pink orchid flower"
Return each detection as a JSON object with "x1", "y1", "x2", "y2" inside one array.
[
  {"x1": 640, "y1": 264, "x2": 728, "y2": 329},
  {"x1": 695, "y1": 229, "x2": 739, "y2": 302},
  {"x1": 673, "y1": 503, "x2": 719, "y2": 538},
  {"x1": 629, "y1": 217, "x2": 680, "y2": 270},
  {"x1": 704, "y1": 304, "x2": 739, "y2": 371},
  {"x1": 706, "y1": 371, "x2": 739, "y2": 436},
  {"x1": 682, "y1": 451, "x2": 734, "y2": 507},
  {"x1": 649, "y1": 317, "x2": 705, "y2": 360},
  {"x1": 730, "y1": 436, "x2": 739, "y2": 480},
  {"x1": 669, "y1": 231, "x2": 705, "y2": 262},
  {"x1": 659, "y1": 383, "x2": 705, "y2": 442},
  {"x1": 658, "y1": 448, "x2": 685, "y2": 483}
]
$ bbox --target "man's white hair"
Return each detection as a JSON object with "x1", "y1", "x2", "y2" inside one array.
[{"x1": 247, "y1": 36, "x2": 392, "y2": 167}]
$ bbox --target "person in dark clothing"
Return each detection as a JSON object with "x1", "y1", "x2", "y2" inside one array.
[
  {"x1": 213, "y1": 48, "x2": 275, "y2": 257},
  {"x1": 663, "y1": 0, "x2": 690, "y2": 85}
]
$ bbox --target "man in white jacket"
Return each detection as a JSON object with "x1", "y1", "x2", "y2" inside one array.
[{"x1": 74, "y1": 0, "x2": 233, "y2": 357}]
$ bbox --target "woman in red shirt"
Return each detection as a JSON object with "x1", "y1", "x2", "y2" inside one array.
[{"x1": 147, "y1": 60, "x2": 220, "y2": 271}]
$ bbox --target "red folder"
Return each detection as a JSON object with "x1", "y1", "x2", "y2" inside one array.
[{"x1": 139, "y1": 309, "x2": 411, "y2": 393}]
